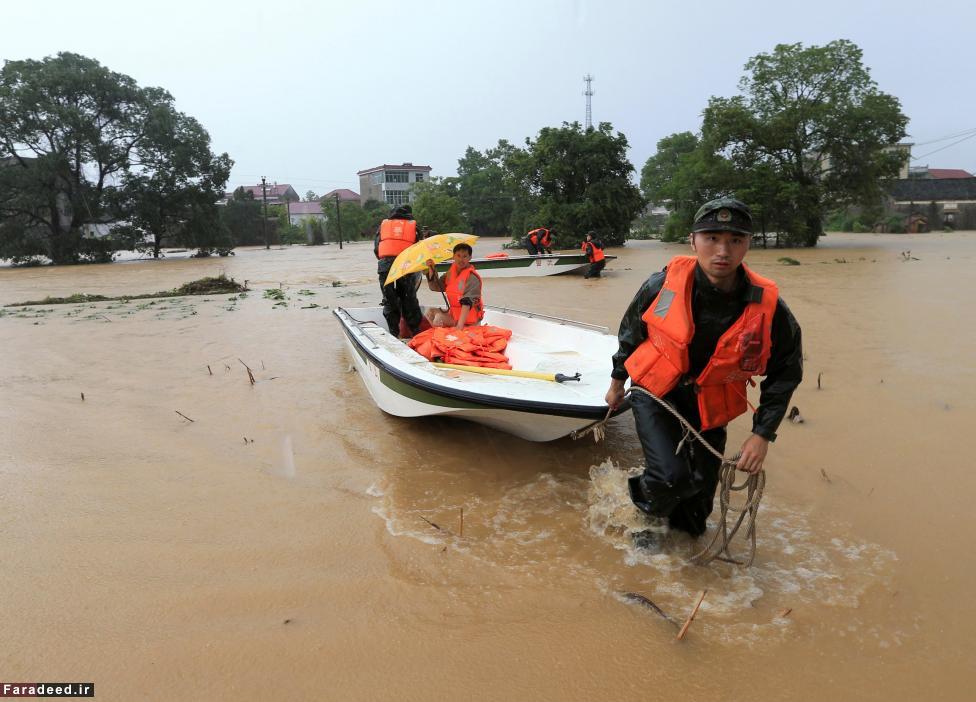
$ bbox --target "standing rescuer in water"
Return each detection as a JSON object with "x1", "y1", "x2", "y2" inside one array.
[{"x1": 605, "y1": 197, "x2": 803, "y2": 537}]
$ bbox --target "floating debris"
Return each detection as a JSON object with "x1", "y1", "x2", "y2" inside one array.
[
  {"x1": 675, "y1": 589, "x2": 708, "y2": 641},
  {"x1": 620, "y1": 592, "x2": 677, "y2": 626},
  {"x1": 238, "y1": 358, "x2": 256, "y2": 385}
]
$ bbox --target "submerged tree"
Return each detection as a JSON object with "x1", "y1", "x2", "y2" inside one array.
[
  {"x1": 512, "y1": 122, "x2": 645, "y2": 247},
  {"x1": 122, "y1": 111, "x2": 232, "y2": 257},
  {"x1": 220, "y1": 187, "x2": 264, "y2": 245},
  {"x1": 0, "y1": 52, "x2": 230, "y2": 263},
  {"x1": 453, "y1": 142, "x2": 520, "y2": 236}
]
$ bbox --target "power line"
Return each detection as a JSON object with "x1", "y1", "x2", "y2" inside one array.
[
  {"x1": 911, "y1": 131, "x2": 976, "y2": 161},
  {"x1": 911, "y1": 127, "x2": 976, "y2": 148}
]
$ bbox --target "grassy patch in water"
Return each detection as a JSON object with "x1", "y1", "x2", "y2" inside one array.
[{"x1": 5, "y1": 275, "x2": 247, "y2": 307}]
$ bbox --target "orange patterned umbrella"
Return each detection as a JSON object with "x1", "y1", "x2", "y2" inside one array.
[{"x1": 383, "y1": 233, "x2": 479, "y2": 287}]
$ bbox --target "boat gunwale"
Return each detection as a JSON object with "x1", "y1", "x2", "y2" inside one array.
[{"x1": 433, "y1": 252, "x2": 616, "y2": 267}]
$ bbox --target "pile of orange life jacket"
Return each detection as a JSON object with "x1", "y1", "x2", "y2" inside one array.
[{"x1": 408, "y1": 325, "x2": 513, "y2": 369}]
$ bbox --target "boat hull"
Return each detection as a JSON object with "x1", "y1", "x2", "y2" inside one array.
[
  {"x1": 434, "y1": 252, "x2": 615, "y2": 278},
  {"x1": 334, "y1": 306, "x2": 623, "y2": 441}
]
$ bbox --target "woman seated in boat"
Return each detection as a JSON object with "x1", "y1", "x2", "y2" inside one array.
[{"x1": 424, "y1": 243, "x2": 484, "y2": 329}]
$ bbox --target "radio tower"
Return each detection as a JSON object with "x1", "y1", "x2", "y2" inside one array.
[{"x1": 583, "y1": 74, "x2": 595, "y2": 130}]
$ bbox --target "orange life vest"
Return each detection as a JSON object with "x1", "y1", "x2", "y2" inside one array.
[
  {"x1": 623, "y1": 256, "x2": 778, "y2": 430},
  {"x1": 444, "y1": 263, "x2": 484, "y2": 326},
  {"x1": 377, "y1": 218, "x2": 417, "y2": 258},
  {"x1": 408, "y1": 325, "x2": 512, "y2": 369},
  {"x1": 582, "y1": 241, "x2": 605, "y2": 262},
  {"x1": 528, "y1": 228, "x2": 551, "y2": 247}
]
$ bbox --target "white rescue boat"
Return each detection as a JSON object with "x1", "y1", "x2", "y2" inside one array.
[
  {"x1": 333, "y1": 305, "x2": 627, "y2": 441},
  {"x1": 433, "y1": 252, "x2": 615, "y2": 278}
]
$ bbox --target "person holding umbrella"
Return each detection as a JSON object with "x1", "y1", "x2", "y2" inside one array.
[{"x1": 424, "y1": 243, "x2": 484, "y2": 329}]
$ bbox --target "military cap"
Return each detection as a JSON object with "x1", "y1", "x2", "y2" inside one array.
[{"x1": 692, "y1": 197, "x2": 753, "y2": 237}]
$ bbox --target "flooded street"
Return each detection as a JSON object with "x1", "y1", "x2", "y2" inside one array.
[{"x1": 1, "y1": 233, "x2": 973, "y2": 700}]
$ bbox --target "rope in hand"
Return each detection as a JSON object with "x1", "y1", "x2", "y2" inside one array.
[{"x1": 572, "y1": 386, "x2": 765, "y2": 567}]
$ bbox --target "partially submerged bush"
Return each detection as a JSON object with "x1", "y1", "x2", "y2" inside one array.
[{"x1": 6, "y1": 274, "x2": 246, "y2": 306}]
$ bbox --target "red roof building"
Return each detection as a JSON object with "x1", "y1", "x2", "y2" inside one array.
[
  {"x1": 224, "y1": 183, "x2": 300, "y2": 205},
  {"x1": 323, "y1": 188, "x2": 361, "y2": 203},
  {"x1": 926, "y1": 168, "x2": 974, "y2": 179}
]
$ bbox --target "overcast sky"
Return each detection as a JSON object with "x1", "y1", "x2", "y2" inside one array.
[{"x1": 6, "y1": 0, "x2": 976, "y2": 197}]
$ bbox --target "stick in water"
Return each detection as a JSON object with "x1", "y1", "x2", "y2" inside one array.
[
  {"x1": 459, "y1": 507, "x2": 464, "y2": 537},
  {"x1": 238, "y1": 358, "x2": 256, "y2": 385},
  {"x1": 175, "y1": 410, "x2": 195, "y2": 423},
  {"x1": 675, "y1": 589, "x2": 708, "y2": 641},
  {"x1": 420, "y1": 515, "x2": 442, "y2": 531}
]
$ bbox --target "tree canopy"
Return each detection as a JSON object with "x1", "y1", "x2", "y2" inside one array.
[
  {"x1": 122, "y1": 110, "x2": 232, "y2": 257},
  {"x1": 438, "y1": 123, "x2": 644, "y2": 247},
  {"x1": 0, "y1": 52, "x2": 231, "y2": 263},
  {"x1": 702, "y1": 40, "x2": 907, "y2": 246},
  {"x1": 322, "y1": 198, "x2": 385, "y2": 243},
  {"x1": 640, "y1": 40, "x2": 907, "y2": 247},
  {"x1": 453, "y1": 142, "x2": 519, "y2": 236},
  {"x1": 411, "y1": 179, "x2": 467, "y2": 234},
  {"x1": 219, "y1": 187, "x2": 263, "y2": 246},
  {"x1": 640, "y1": 132, "x2": 734, "y2": 241},
  {"x1": 511, "y1": 122, "x2": 645, "y2": 247}
]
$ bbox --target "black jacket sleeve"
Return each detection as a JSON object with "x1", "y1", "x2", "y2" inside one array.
[
  {"x1": 751, "y1": 297, "x2": 803, "y2": 441},
  {"x1": 610, "y1": 271, "x2": 666, "y2": 380}
]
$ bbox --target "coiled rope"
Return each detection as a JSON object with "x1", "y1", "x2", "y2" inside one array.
[{"x1": 573, "y1": 386, "x2": 765, "y2": 567}]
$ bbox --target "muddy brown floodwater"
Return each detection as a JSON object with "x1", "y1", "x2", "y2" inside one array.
[{"x1": 1, "y1": 233, "x2": 974, "y2": 700}]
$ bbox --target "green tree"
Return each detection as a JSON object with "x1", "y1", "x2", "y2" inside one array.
[
  {"x1": 181, "y1": 201, "x2": 233, "y2": 256},
  {"x1": 273, "y1": 205, "x2": 306, "y2": 245},
  {"x1": 411, "y1": 179, "x2": 467, "y2": 233},
  {"x1": 454, "y1": 142, "x2": 520, "y2": 236},
  {"x1": 0, "y1": 52, "x2": 225, "y2": 263},
  {"x1": 510, "y1": 121, "x2": 644, "y2": 247},
  {"x1": 220, "y1": 187, "x2": 264, "y2": 245},
  {"x1": 702, "y1": 40, "x2": 908, "y2": 246},
  {"x1": 324, "y1": 200, "x2": 374, "y2": 242},
  {"x1": 640, "y1": 132, "x2": 734, "y2": 241},
  {"x1": 304, "y1": 190, "x2": 318, "y2": 202},
  {"x1": 122, "y1": 111, "x2": 232, "y2": 257},
  {"x1": 308, "y1": 218, "x2": 325, "y2": 245}
]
